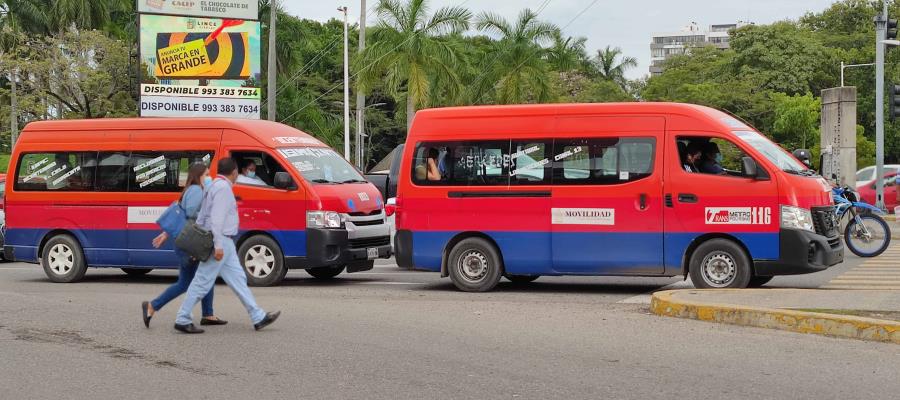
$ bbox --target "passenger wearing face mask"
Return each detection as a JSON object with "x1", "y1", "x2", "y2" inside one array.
[
  {"x1": 699, "y1": 141, "x2": 726, "y2": 175},
  {"x1": 236, "y1": 159, "x2": 269, "y2": 186}
]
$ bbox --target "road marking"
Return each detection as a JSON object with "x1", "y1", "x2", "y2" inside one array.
[{"x1": 825, "y1": 242, "x2": 900, "y2": 289}]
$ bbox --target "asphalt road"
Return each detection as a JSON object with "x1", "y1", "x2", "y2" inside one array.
[{"x1": 1, "y1": 255, "x2": 898, "y2": 400}]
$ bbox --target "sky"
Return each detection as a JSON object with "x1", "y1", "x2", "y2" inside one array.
[{"x1": 280, "y1": 0, "x2": 840, "y2": 80}]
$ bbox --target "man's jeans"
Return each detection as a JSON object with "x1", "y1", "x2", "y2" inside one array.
[{"x1": 175, "y1": 239, "x2": 266, "y2": 325}]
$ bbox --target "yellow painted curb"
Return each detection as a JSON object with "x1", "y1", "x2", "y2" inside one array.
[{"x1": 650, "y1": 290, "x2": 900, "y2": 344}]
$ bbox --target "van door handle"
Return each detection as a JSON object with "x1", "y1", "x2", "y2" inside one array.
[
  {"x1": 639, "y1": 193, "x2": 647, "y2": 210},
  {"x1": 678, "y1": 193, "x2": 698, "y2": 203}
]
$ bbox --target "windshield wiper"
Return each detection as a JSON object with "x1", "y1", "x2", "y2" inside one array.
[
  {"x1": 310, "y1": 179, "x2": 337, "y2": 184},
  {"x1": 339, "y1": 179, "x2": 367, "y2": 184}
]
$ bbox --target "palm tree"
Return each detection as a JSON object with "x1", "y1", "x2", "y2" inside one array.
[
  {"x1": 48, "y1": 0, "x2": 111, "y2": 32},
  {"x1": 360, "y1": 0, "x2": 471, "y2": 134},
  {"x1": 546, "y1": 30, "x2": 588, "y2": 72},
  {"x1": 592, "y1": 45, "x2": 637, "y2": 89},
  {"x1": 473, "y1": 9, "x2": 558, "y2": 104}
]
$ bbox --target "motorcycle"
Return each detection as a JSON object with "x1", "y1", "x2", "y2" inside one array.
[{"x1": 832, "y1": 186, "x2": 892, "y2": 257}]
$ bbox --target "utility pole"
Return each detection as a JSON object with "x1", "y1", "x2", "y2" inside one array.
[
  {"x1": 875, "y1": 2, "x2": 888, "y2": 210},
  {"x1": 267, "y1": 0, "x2": 278, "y2": 121},
  {"x1": 10, "y1": 68, "x2": 17, "y2": 150},
  {"x1": 356, "y1": 0, "x2": 367, "y2": 169},
  {"x1": 340, "y1": 6, "x2": 350, "y2": 161}
]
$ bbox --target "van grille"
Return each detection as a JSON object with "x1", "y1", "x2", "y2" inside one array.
[
  {"x1": 352, "y1": 219, "x2": 384, "y2": 226},
  {"x1": 811, "y1": 206, "x2": 840, "y2": 246},
  {"x1": 349, "y1": 236, "x2": 390, "y2": 249}
]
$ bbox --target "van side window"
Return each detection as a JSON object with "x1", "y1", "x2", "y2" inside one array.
[
  {"x1": 15, "y1": 152, "x2": 97, "y2": 192},
  {"x1": 677, "y1": 136, "x2": 754, "y2": 177},
  {"x1": 96, "y1": 152, "x2": 130, "y2": 192},
  {"x1": 510, "y1": 140, "x2": 552, "y2": 185},
  {"x1": 231, "y1": 151, "x2": 288, "y2": 188},
  {"x1": 552, "y1": 138, "x2": 656, "y2": 185},
  {"x1": 129, "y1": 151, "x2": 215, "y2": 192},
  {"x1": 413, "y1": 141, "x2": 511, "y2": 186}
]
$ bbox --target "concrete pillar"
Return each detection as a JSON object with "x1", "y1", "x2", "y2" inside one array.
[{"x1": 820, "y1": 87, "x2": 857, "y2": 187}]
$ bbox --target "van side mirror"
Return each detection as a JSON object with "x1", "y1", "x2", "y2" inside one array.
[
  {"x1": 742, "y1": 157, "x2": 769, "y2": 180},
  {"x1": 273, "y1": 172, "x2": 296, "y2": 190}
]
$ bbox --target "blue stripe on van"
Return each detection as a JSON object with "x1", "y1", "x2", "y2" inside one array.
[
  {"x1": 412, "y1": 230, "x2": 780, "y2": 276},
  {"x1": 5, "y1": 228, "x2": 308, "y2": 267}
]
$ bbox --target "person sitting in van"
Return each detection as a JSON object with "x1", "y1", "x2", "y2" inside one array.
[
  {"x1": 236, "y1": 160, "x2": 269, "y2": 186},
  {"x1": 415, "y1": 148, "x2": 443, "y2": 181},
  {"x1": 682, "y1": 142, "x2": 702, "y2": 173},
  {"x1": 699, "y1": 141, "x2": 726, "y2": 175}
]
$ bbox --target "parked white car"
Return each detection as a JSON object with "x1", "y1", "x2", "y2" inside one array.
[{"x1": 856, "y1": 165, "x2": 900, "y2": 188}]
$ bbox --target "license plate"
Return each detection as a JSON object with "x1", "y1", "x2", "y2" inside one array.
[{"x1": 367, "y1": 247, "x2": 379, "y2": 259}]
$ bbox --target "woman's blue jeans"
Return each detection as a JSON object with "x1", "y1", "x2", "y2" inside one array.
[{"x1": 150, "y1": 253, "x2": 214, "y2": 317}]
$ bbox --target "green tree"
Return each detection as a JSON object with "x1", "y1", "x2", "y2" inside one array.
[
  {"x1": 592, "y1": 45, "x2": 637, "y2": 89},
  {"x1": 359, "y1": 0, "x2": 471, "y2": 134},
  {"x1": 47, "y1": 0, "x2": 111, "y2": 32},
  {"x1": 771, "y1": 92, "x2": 821, "y2": 150},
  {"x1": 546, "y1": 30, "x2": 588, "y2": 72},
  {"x1": 473, "y1": 8, "x2": 558, "y2": 104}
]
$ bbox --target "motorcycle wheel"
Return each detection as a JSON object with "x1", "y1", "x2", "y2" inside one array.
[{"x1": 844, "y1": 214, "x2": 891, "y2": 257}]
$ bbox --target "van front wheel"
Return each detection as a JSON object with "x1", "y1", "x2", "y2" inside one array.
[
  {"x1": 448, "y1": 238, "x2": 503, "y2": 292},
  {"x1": 239, "y1": 236, "x2": 287, "y2": 287},
  {"x1": 689, "y1": 239, "x2": 752, "y2": 289}
]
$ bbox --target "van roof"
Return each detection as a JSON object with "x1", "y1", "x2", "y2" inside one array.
[
  {"x1": 22, "y1": 118, "x2": 327, "y2": 147},
  {"x1": 412, "y1": 102, "x2": 745, "y2": 133}
]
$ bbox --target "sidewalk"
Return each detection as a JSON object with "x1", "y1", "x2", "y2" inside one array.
[{"x1": 651, "y1": 289, "x2": 900, "y2": 344}]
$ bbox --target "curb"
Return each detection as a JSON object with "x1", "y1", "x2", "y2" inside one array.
[{"x1": 650, "y1": 290, "x2": 900, "y2": 344}]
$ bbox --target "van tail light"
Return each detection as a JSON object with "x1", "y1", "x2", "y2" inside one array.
[{"x1": 384, "y1": 197, "x2": 397, "y2": 217}]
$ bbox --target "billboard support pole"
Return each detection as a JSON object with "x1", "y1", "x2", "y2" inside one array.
[
  {"x1": 340, "y1": 6, "x2": 350, "y2": 161},
  {"x1": 267, "y1": 0, "x2": 277, "y2": 121},
  {"x1": 356, "y1": 0, "x2": 367, "y2": 169}
]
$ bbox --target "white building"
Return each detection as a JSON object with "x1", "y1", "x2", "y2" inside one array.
[{"x1": 649, "y1": 22, "x2": 751, "y2": 76}]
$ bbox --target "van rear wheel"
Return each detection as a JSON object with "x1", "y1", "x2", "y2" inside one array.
[
  {"x1": 41, "y1": 234, "x2": 87, "y2": 283},
  {"x1": 238, "y1": 235, "x2": 287, "y2": 287},
  {"x1": 689, "y1": 239, "x2": 752, "y2": 289},
  {"x1": 448, "y1": 238, "x2": 503, "y2": 292}
]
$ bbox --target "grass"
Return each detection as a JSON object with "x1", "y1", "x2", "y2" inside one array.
[{"x1": 0, "y1": 154, "x2": 9, "y2": 173}]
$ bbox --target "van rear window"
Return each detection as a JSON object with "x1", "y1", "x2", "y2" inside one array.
[
  {"x1": 15, "y1": 152, "x2": 96, "y2": 192},
  {"x1": 14, "y1": 151, "x2": 214, "y2": 192}
]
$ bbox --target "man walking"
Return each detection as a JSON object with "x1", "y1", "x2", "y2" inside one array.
[{"x1": 174, "y1": 158, "x2": 280, "y2": 334}]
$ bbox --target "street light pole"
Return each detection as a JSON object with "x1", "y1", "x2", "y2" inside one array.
[
  {"x1": 875, "y1": 3, "x2": 888, "y2": 210},
  {"x1": 339, "y1": 6, "x2": 350, "y2": 161},
  {"x1": 840, "y1": 61, "x2": 875, "y2": 87}
]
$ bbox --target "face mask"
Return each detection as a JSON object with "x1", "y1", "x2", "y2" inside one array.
[
  {"x1": 715, "y1": 153, "x2": 723, "y2": 163},
  {"x1": 247, "y1": 171, "x2": 256, "y2": 179},
  {"x1": 203, "y1": 176, "x2": 213, "y2": 187}
]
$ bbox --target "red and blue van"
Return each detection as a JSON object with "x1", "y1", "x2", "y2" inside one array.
[
  {"x1": 393, "y1": 103, "x2": 843, "y2": 291},
  {"x1": 4, "y1": 118, "x2": 391, "y2": 286}
]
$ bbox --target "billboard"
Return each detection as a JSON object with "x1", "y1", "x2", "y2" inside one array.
[
  {"x1": 139, "y1": 14, "x2": 261, "y2": 118},
  {"x1": 138, "y1": 0, "x2": 258, "y2": 21}
]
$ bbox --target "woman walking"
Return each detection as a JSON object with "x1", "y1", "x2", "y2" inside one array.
[{"x1": 142, "y1": 163, "x2": 226, "y2": 327}]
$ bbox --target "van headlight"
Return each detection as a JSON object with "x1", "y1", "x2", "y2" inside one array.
[
  {"x1": 780, "y1": 205, "x2": 814, "y2": 232},
  {"x1": 307, "y1": 211, "x2": 344, "y2": 229}
]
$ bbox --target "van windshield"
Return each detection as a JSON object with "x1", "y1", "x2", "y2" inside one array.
[
  {"x1": 733, "y1": 130, "x2": 810, "y2": 174},
  {"x1": 277, "y1": 147, "x2": 365, "y2": 184}
]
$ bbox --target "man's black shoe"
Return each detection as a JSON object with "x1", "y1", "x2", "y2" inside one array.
[
  {"x1": 200, "y1": 318, "x2": 228, "y2": 326},
  {"x1": 174, "y1": 323, "x2": 205, "y2": 334},
  {"x1": 254, "y1": 311, "x2": 281, "y2": 331}
]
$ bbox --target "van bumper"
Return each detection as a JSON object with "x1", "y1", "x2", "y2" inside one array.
[
  {"x1": 285, "y1": 228, "x2": 391, "y2": 271},
  {"x1": 754, "y1": 228, "x2": 844, "y2": 276}
]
